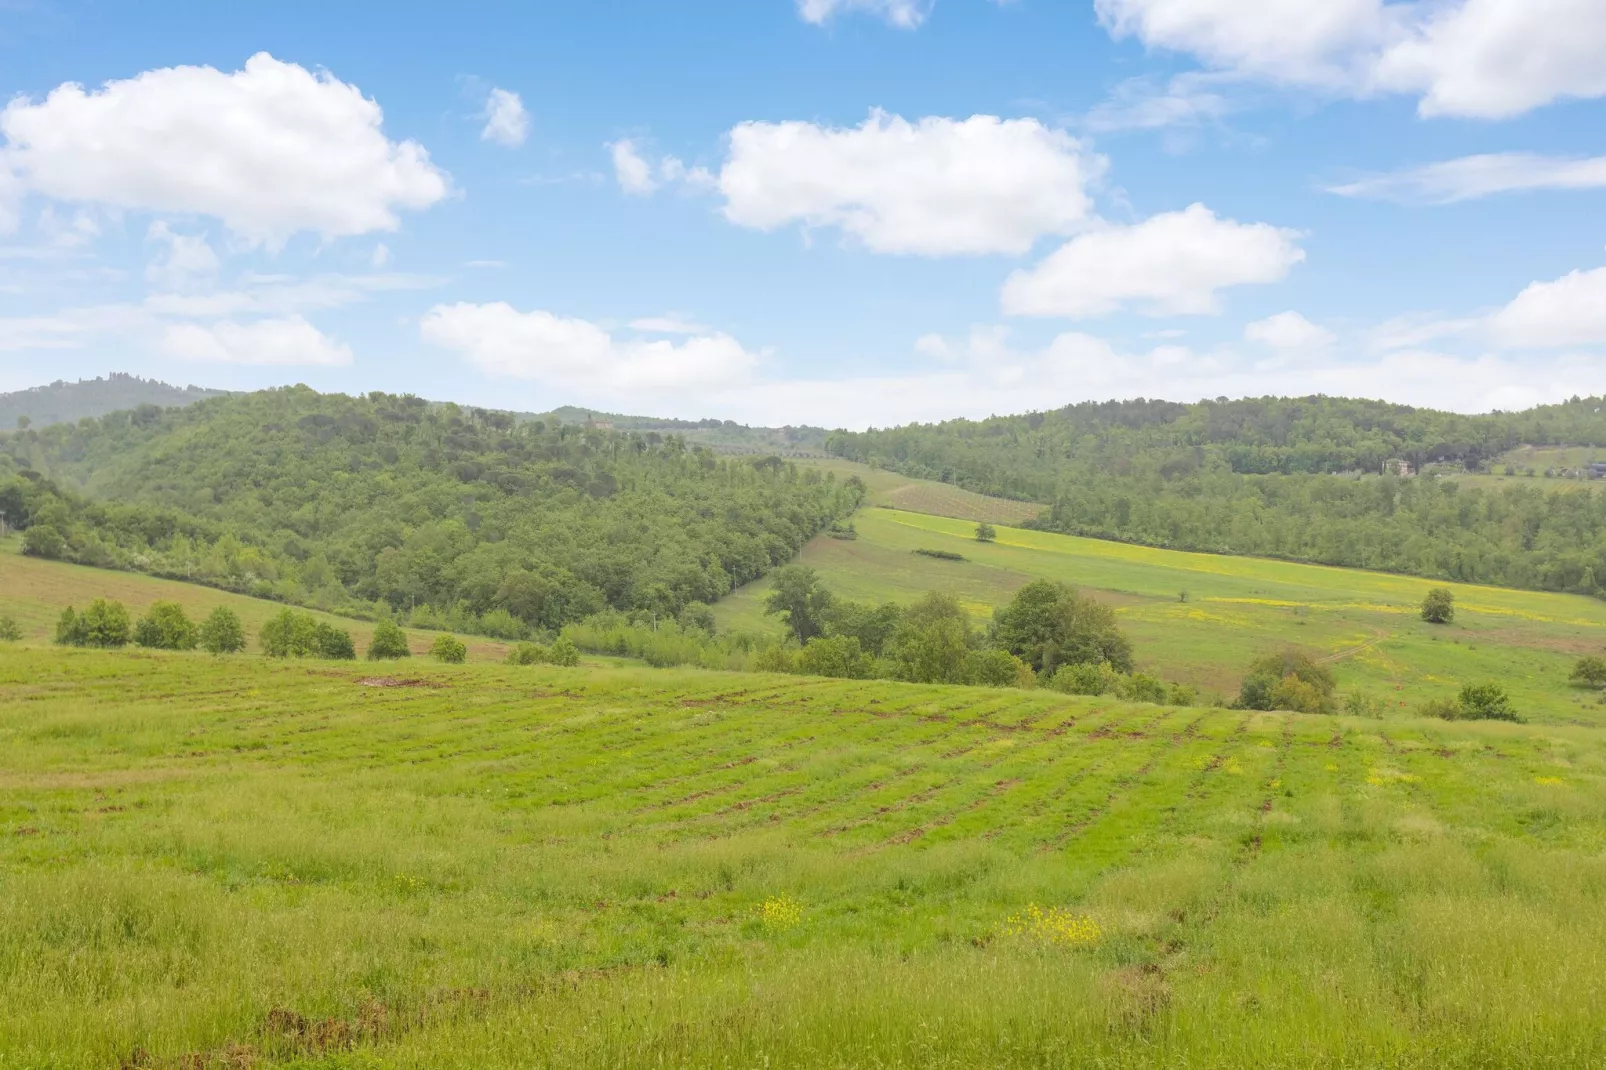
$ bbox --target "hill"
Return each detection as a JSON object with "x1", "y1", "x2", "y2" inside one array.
[
  {"x1": 3, "y1": 646, "x2": 1603, "y2": 1067},
  {"x1": 0, "y1": 373, "x2": 228, "y2": 430},
  {"x1": 0, "y1": 386, "x2": 860, "y2": 636},
  {"x1": 715, "y1": 497, "x2": 1606, "y2": 726},
  {"x1": 827, "y1": 396, "x2": 1606, "y2": 596},
  {"x1": 525, "y1": 405, "x2": 829, "y2": 456}
]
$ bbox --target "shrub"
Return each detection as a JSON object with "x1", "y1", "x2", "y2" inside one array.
[
  {"x1": 260, "y1": 609, "x2": 319, "y2": 658},
  {"x1": 1116, "y1": 672, "x2": 1168, "y2": 704},
  {"x1": 1458, "y1": 682, "x2": 1519, "y2": 722},
  {"x1": 56, "y1": 599, "x2": 130, "y2": 648},
  {"x1": 1237, "y1": 650, "x2": 1335, "y2": 712},
  {"x1": 913, "y1": 548, "x2": 966, "y2": 561},
  {"x1": 1571, "y1": 655, "x2": 1606, "y2": 688},
  {"x1": 197, "y1": 607, "x2": 246, "y2": 654},
  {"x1": 1343, "y1": 692, "x2": 1388, "y2": 718},
  {"x1": 1167, "y1": 683, "x2": 1200, "y2": 707},
  {"x1": 1421, "y1": 587, "x2": 1455, "y2": 624},
  {"x1": 367, "y1": 619, "x2": 412, "y2": 660},
  {"x1": 477, "y1": 609, "x2": 527, "y2": 641},
  {"x1": 962, "y1": 648, "x2": 1030, "y2": 688},
  {"x1": 21, "y1": 524, "x2": 66, "y2": 560},
  {"x1": 753, "y1": 644, "x2": 798, "y2": 674},
  {"x1": 0, "y1": 615, "x2": 21, "y2": 642},
  {"x1": 314, "y1": 623, "x2": 356, "y2": 660},
  {"x1": 677, "y1": 602, "x2": 717, "y2": 635},
  {"x1": 133, "y1": 601, "x2": 197, "y2": 650},
  {"x1": 1420, "y1": 696, "x2": 1463, "y2": 720},
  {"x1": 430, "y1": 634, "x2": 467, "y2": 663},
  {"x1": 799, "y1": 635, "x2": 869, "y2": 679},
  {"x1": 1050, "y1": 661, "x2": 1119, "y2": 696},
  {"x1": 507, "y1": 642, "x2": 549, "y2": 666},
  {"x1": 548, "y1": 636, "x2": 580, "y2": 667},
  {"x1": 975, "y1": 522, "x2": 996, "y2": 543}
]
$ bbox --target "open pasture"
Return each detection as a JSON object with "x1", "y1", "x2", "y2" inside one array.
[
  {"x1": 716, "y1": 509, "x2": 1606, "y2": 724},
  {"x1": 3, "y1": 648, "x2": 1605, "y2": 1068}
]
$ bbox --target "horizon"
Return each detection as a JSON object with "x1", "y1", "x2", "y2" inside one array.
[{"x1": 1, "y1": 2, "x2": 1604, "y2": 427}]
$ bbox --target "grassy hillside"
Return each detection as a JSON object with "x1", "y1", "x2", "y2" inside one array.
[
  {"x1": 0, "y1": 535, "x2": 511, "y2": 660},
  {"x1": 716, "y1": 508, "x2": 1606, "y2": 724},
  {"x1": 0, "y1": 373, "x2": 226, "y2": 430},
  {"x1": 3, "y1": 648, "x2": 1604, "y2": 1067}
]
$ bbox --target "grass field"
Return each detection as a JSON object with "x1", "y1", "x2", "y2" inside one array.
[
  {"x1": 715, "y1": 509, "x2": 1606, "y2": 725},
  {"x1": 797, "y1": 457, "x2": 1045, "y2": 525},
  {"x1": 3, "y1": 647, "x2": 1605, "y2": 1068},
  {"x1": 0, "y1": 535, "x2": 511, "y2": 661}
]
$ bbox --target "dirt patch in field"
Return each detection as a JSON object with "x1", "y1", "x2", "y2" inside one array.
[{"x1": 357, "y1": 677, "x2": 448, "y2": 689}]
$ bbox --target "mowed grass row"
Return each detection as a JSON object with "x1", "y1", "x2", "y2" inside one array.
[
  {"x1": 716, "y1": 508, "x2": 1606, "y2": 725},
  {"x1": 0, "y1": 536, "x2": 511, "y2": 661},
  {"x1": 3, "y1": 648, "x2": 1605, "y2": 1067}
]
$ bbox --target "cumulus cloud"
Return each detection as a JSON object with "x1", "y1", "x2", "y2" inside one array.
[
  {"x1": 0, "y1": 52, "x2": 450, "y2": 246},
  {"x1": 160, "y1": 315, "x2": 353, "y2": 365},
  {"x1": 1001, "y1": 204, "x2": 1304, "y2": 318},
  {"x1": 1489, "y1": 268, "x2": 1606, "y2": 350},
  {"x1": 1329, "y1": 152, "x2": 1606, "y2": 204},
  {"x1": 609, "y1": 139, "x2": 659, "y2": 196},
  {"x1": 145, "y1": 221, "x2": 219, "y2": 288},
  {"x1": 796, "y1": 0, "x2": 932, "y2": 28},
  {"x1": 718, "y1": 111, "x2": 1103, "y2": 256},
  {"x1": 1094, "y1": 0, "x2": 1606, "y2": 119},
  {"x1": 480, "y1": 88, "x2": 529, "y2": 147},
  {"x1": 1245, "y1": 311, "x2": 1335, "y2": 353},
  {"x1": 629, "y1": 313, "x2": 710, "y2": 335},
  {"x1": 420, "y1": 302, "x2": 759, "y2": 393}
]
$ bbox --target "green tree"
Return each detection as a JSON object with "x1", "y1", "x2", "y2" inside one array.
[
  {"x1": 260, "y1": 609, "x2": 320, "y2": 657},
  {"x1": 506, "y1": 641, "x2": 549, "y2": 666},
  {"x1": 430, "y1": 634, "x2": 468, "y2": 663},
  {"x1": 548, "y1": 636, "x2": 580, "y2": 667},
  {"x1": 885, "y1": 592, "x2": 974, "y2": 684},
  {"x1": 367, "y1": 619, "x2": 411, "y2": 660},
  {"x1": 1459, "y1": 682, "x2": 1519, "y2": 722},
  {"x1": 1421, "y1": 587, "x2": 1455, "y2": 624},
  {"x1": 22, "y1": 524, "x2": 66, "y2": 560},
  {"x1": 1572, "y1": 655, "x2": 1606, "y2": 688},
  {"x1": 1237, "y1": 649, "x2": 1335, "y2": 712},
  {"x1": 764, "y1": 565, "x2": 834, "y2": 643},
  {"x1": 0, "y1": 615, "x2": 20, "y2": 642},
  {"x1": 975, "y1": 522, "x2": 996, "y2": 543},
  {"x1": 993, "y1": 580, "x2": 1133, "y2": 676},
  {"x1": 798, "y1": 635, "x2": 869, "y2": 679},
  {"x1": 677, "y1": 602, "x2": 717, "y2": 635},
  {"x1": 58, "y1": 599, "x2": 131, "y2": 648},
  {"x1": 133, "y1": 601, "x2": 198, "y2": 650},
  {"x1": 962, "y1": 648, "x2": 1029, "y2": 688},
  {"x1": 314, "y1": 623, "x2": 356, "y2": 660},
  {"x1": 197, "y1": 607, "x2": 246, "y2": 654}
]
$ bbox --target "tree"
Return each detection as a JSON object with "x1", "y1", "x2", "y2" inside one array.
[
  {"x1": 962, "y1": 648, "x2": 1029, "y2": 688},
  {"x1": 764, "y1": 565, "x2": 834, "y2": 643},
  {"x1": 1421, "y1": 587, "x2": 1455, "y2": 624},
  {"x1": 677, "y1": 602, "x2": 717, "y2": 635},
  {"x1": 993, "y1": 580, "x2": 1134, "y2": 676},
  {"x1": 1237, "y1": 649, "x2": 1335, "y2": 712},
  {"x1": 314, "y1": 623, "x2": 356, "y2": 660},
  {"x1": 506, "y1": 642, "x2": 549, "y2": 665},
  {"x1": 22, "y1": 524, "x2": 66, "y2": 560},
  {"x1": 430, "y1": 634, "x2": 467, "y2": 663},
  {"x1": 1571, "y1": 655, "x2": 1606, "y2": 688},
  {"x1": 367, "y1": 619, "x2": 411, "y2": 660},
  {"x1": 58, "y1": 599, "x2": 131, "y2": 648},
  {"x1": 798, "y1": 635, "x2": 869, "y2": 679},
  {"x1": 133, "y1": 601, "x2": 197, "y2": 650},
  {"x1": 1458, "y1": 682, "x2": 1519, "y2": 722},
  {"x1": 197, "y1": 607, "x2": 246, "y2": 654},
  {"x1": 0, "y1": 615, "x2": 22, "y2": 642},
  {"x1": 885, "y1": 592, "x2": 974, "y2": 684},
  {"x1": 548, "y1": 636, "x2": 580, "y2": 666},
  {"x1": 975, "y1": 522, "x2": 996, "y2": 543}
]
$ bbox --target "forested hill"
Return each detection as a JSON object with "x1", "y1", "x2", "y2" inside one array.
[
  {"x1": 0, "y1": 373, "x2": 228, "y2": 430},
  {"x1": 827, "y1": 396, "x2": 1606, "y2": 596},
  {"x1": 0, "y1": 387, "x2": 860, "y2": 634}
]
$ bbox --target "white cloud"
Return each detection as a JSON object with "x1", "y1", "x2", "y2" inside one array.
[
  {"x1": 1094, "y1": 0, "x2": 1606, "y2": 119},
  {"x1": 420, "y1": 302, "x2": 759, "y2": 393},
  {"x1": 630, "y1": 314, "x2": 710, "y2": 335},
  {"x1": 1489, "y1": 267, "x2": 1606, "y2": 350},
  {"x1": 1329, "y1": 152, "x2": 1606, "y2": 204},
  {"x1": 718, "y1": 110, "x2": 1103, "y2": 256},
  {"x1": 370, "y1": 242, "x2": 391, "y2": 268},
  {"x1": 0, "y1": 162, "x2": 21, "y2": 234},
  {"x1": 480, "y1": 88, "x2": 529, "y2": 147},
  {"x1": 1082, "y1": 73, "x2": 1235, "y2": 133},
  {"x1": 797, "y1": 0, "x2": 932, "y2": 28},
  {"x1": 609, "y1": 139, "x2": 658, "y2": 196},
  {"x1": 160, "y1": 314, "x2": 353, "y2": 365},
  {"x1": 145, "y1": 221, "x2": 219, "y2": 287},
  {"x1": 0, "y1": 52, "x2": 450, "y2": 246},
  {"x1": 1245, "y1": 311, "x2": 1335, "y2": 352},
  {"x1": 1001, "y1": 203, "x2": 1304, "y2": 318}
]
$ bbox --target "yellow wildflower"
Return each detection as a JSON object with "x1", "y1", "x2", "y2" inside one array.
[{"x1": 1004, "y1": 904, "x2": 1101, "y2": 948}]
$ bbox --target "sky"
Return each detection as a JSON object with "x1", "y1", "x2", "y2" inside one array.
[{"x1": 0, "y1": 0, "x2": 1604, "y2": 429}]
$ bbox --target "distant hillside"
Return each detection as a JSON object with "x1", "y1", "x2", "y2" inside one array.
[
  {"x1": 525, "y1": 405, "x2": 829, "y2": 456},
  {"x1": 0, "y1": 374, "x2": 228, "y2": 430}
]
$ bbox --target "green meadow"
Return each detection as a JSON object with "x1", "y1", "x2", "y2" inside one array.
[
  {"x1": 4, "y1": 647, "x2": 1606, "y2": 1068},
  {"x1": 716, "y1": 507, "x2": 1606, "y2": 725}
]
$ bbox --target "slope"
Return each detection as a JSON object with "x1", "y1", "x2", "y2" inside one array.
[{"x1": 0, "y1": 373, "x2": 227, "y2": 430}]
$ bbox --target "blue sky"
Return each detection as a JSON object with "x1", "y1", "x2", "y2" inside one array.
[{"x1": 1, "y1": 0, "x2": 1604, "y2": 427}]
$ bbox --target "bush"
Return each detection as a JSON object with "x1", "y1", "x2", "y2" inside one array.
[
  {"x1": 1237, "y1": 649, "x2": 1335, "y2": 712},
  {"x1": 1421, "y1": 587, "x2": 1455, "y2": 624},
  {"x1": 1167, "y1": 683, "x2": 1200, "y2": 707},
  {"x1": 430, "y1": 634, "x2": 467, "y2": 663},
  {"x1": 548, "y1": 636, "x2": 580, "y2": 667},
  {"x1": 315, "y1": 623, "x2": 356, "y2": 660},
  {"x1": 962, "y1": 648, "x2": 1031, "y2": 688},
  {"x1": 55, "y1": 599, "x2": 130, "y2": 648},
  {"x1": 1420, "y1": 696, "x2": 1461, "y2": 720},
  {"x1": 1343, "y1": 692, "x2": 1388, "y2": 717},
  {"x1": 0, "y1": 615, "x2": 21, "y2": 642},
  {"x1": 1115, "y1": 672, "x2": 1168, "y2": 704},
  {"x1": 507, "y1": 642, "x2": 549, "y2": 666},
  {"x1": 197, "y1": 607, "x2": 246, "y2": 654},
  {"x1": 798, "y1": 635, "x2": 869, "y2": 679},
  {"x1": 367, "y1": 619, "x2": 411, "y2": 660},
  {"x1": 1571, "y1": 655, "x2": 1606, "y2": 688},
  {"x1": 1049, "y1": 661, "x2": 1119, "y2": 696},
  {"x1": 21, "y1": 524, "x2": 66, "y2": 560},
  {"x1": 677, "y1": 602, "x2": 717, "y2": 635},
  {"x1": 133, "y1": 601, "x2": 197, "y2": 650},
  {"x1": 975, "y1": 522, "x2": 996, "y2": 543},
  {"x1": 913, "y1": 548, "x2": 966, "y2": 561},
  {"x1": 753, "y1": 644, "x2": 798, "y2": 674},
  {"x1": 261, "y1": 609, "x2": 355, "y2": 659},
  {"x1": 1458, "y1": 682, "x2": 1520, "y2": 722}
]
